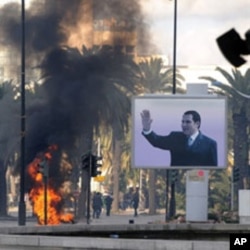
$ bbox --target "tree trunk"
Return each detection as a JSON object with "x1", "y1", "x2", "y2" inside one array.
[
  {"x1": 139, "y1": 169, "x2": 146, "y2": 211},
  {"x1": 148, "y1": 169, "x2": 156, "y2": 215},
  {"x1": 233, "y1": 112, "x2": 249, "y2": 191},
  {"x1": 112, "y1": 139, "x2": 121, "y2": 212},
  {"x1": 0, "y1": 159, "x2": 7, "y2": 216}
]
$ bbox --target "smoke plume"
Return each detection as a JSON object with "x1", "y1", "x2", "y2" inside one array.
[{"x1": 0, "y1": 0, "x2": 156, "y2": 190}]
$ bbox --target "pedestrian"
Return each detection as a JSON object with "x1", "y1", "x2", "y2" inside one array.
[
  {"x1": 104, "y1": 193, "x2": 113, "y2": 216},
  {"x1": 92, "y1": 192, "x2": 103, "y2": 219},
  {"x1": 131, "y1": 187, "x2": 139, "y2": 217}
]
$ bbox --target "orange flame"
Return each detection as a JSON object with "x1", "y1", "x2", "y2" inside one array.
[{"x1": 27, "y1": 145, "x2": 74, "y2": 225}]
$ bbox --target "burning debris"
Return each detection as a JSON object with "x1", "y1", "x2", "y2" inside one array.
[{"x1": 27, "y1": 145, "x2": 74, "y2": 225}]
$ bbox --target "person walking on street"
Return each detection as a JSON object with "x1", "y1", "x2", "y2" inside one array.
[
  {"x1": 131, "y1": 187, "x2": 139, "y2": 217},
  {"x1": 104, "y1": 193, "x2": 113, "y2": 216},
  {"x1": 92, "y1": 192, "x2": 103, "y2": 219}
]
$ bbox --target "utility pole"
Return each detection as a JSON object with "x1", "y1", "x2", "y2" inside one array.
[
  {"x1": 38, "y1": 158, "x2": 49, "y2": 225},
  {"x1": 43, "y1": 159, "x2": 48, "y2": 225},
  {"x1": 166, "y1": 0, "x2": 178, "y2": 222},
  {"x1": 81, "y1": 152, "x2": 103, "y2": 224},
  {"x1": 165, "y1": 170, "x2": 169, "y2": 221},
  {"x1": 86, "y1": 153, "x2": 92, "y2": 225},
  {"x1": 18, "y1": 0, "x2": 26, "y2": 226}
]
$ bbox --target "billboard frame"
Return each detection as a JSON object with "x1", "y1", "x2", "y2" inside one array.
[{"x1": 131, "y1": 94, "x2": 227, "y2": 169}]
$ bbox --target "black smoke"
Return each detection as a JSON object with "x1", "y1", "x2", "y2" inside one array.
[
  {"x1": 0, "y1": 0, "x2": 156, "y2": 55},
  {"x1": 0, "y1": 0, "x2": 155, "y2": 189},
  {"x1": 0, "y1": 0, "x2": 87, "y2": 51}
]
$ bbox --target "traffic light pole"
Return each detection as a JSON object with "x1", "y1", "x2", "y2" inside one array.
[
  {"x1": 86, "y1": 153, "x2": 92, "y2": 225},
  {"x1": 165, "y1": 170, "x2": 169, "y2": 222},
  {"x1": 82, "y1": 152, "x2": 103, "y2": 224},
  {"x1": 41, "y1": 158, "x2": 49, "y2": 225},
  {"x1": 44, "y1": 174, "x2": 48, "y2": 225}
]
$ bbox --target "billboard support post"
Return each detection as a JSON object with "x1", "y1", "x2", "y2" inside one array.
[
  {"x1": 186, "y1": 169, "x2": 209, "y2": 221},
  {"x1": 239, "y1": 190, "x2": 250, "y2": 224},
  {"x1": 185, "y1": 83, "x2": 209, "y2": 222}
]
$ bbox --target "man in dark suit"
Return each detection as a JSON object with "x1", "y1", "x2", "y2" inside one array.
[{"x1": 141, "y1": 109, "x2": 217, "y2": 167}]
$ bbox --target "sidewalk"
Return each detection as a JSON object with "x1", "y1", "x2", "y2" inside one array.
[
  {"x1": 90, "y1": 210, "x2": 166, "y2": 225},
  {"x1": 0, "y1": 208, "x2": 167, "y2": 227},
  {"x1": 0, "y1": 209, "x2": 231, "y2": 250}
]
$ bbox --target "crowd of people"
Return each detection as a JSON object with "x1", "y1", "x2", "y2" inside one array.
[{"x1": 91, "y1": 187, "x2": 140, "y2": 219}]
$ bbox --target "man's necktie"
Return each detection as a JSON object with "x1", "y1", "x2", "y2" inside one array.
[{"x1": 188, "y1": 137, "x2": 193, "y2": 146}]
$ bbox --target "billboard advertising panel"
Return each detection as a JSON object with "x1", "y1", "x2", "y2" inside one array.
[{"x1": 132, "y1": 95, "x2": 227, "y2": 169}]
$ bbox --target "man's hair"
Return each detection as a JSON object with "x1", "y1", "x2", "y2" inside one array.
[{"x1": 184, "y1": 110, "x2": 201, "y2": 128}]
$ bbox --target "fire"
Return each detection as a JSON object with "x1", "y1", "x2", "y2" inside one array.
[{"x1": 27, "y1": 145, "x2": 74, "y2": 225}]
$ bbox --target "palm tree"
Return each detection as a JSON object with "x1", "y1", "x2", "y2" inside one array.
[
  {"x1": 0, "y1": 81, "x2": 20, "y2": 216},
  {"x1": 40, "y1": 46, "x2": 140, "y2": 220},
  {"x1": 139, "y1": 57, "x2": 185, "y2": 93},
  {"x1": 138, "y1": 57, "x2": 185, "y2": 215},
  {"x1": 200, "y1": 67, "x2": 250, "y2": 191},
  {"x1": 107, "y1": 53, "x2": 141, "y2": 212}
]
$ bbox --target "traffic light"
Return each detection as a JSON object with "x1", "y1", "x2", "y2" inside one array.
[
  {"x1": 91, "y1": 155, "x2": 103, "y2": 177},
  {"x1": 81, "y1": 152, "x2": 91, "y2": 170},
  {"x1": 81, "y1": 153, "x2": 103, "y2": 177},
  {"x1": 233, "y1": 167, "x2": 240, "y2": 183},
  {"x1": 171, "y1": 169, "x2": 178, "y2": 183}
]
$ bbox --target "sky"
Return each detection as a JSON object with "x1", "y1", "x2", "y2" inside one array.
[
  {"x1": 140, "y1": 0, "x2": 250, "y2": 67},
  {"x1": 1, "y1": 0, "x2": 249, "y2": 69},
  {"x1": 0, "y1": 0, "x2": 31, "y2": 7}
]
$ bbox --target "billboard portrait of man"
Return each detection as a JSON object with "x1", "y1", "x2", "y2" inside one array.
[{"x1": 132, "y1": 95, "x2": 227, "y2": 169}]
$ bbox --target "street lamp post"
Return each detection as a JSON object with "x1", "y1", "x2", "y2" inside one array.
[
  {"x1": 18, "y1": 0, "x2": 26, "y2": 226},
  {"x1": 165, "y1": 0, "x2": 178, "y2": 222},
  {"x1": 172, "y1": 0, "x2": 177, "y2": 95},
  {"x1": 169, "y1": 0, "x2": 178, "y2": 219}
]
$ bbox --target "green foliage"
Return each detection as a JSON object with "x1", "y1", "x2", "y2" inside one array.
[
  {"x1": 0, "y1": 80, "x2": 20, "y2": 216},
  {"x1": 175, "y1": 192, "x2": 185, "y2": 211},
  {"x1": 119, "y1": 168, "x2": 139, "y2": 193},
  {"x1": 138, "y1": 57, "x2": 185, "y2": 93},
  {"x1": 209, "y1": 170, "x2": 231, "y2": 212},
  {"x1": 200, "y1": 67, "x2": 250, "y2": 190}
]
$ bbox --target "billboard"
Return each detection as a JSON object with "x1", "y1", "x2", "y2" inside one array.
[{"x1": 132, "y1": 95, "x2": 227, "y2": 169}]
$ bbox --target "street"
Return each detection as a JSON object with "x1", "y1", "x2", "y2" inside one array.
[{"x1": 0, "y1": 207, "x2": 167, "y2": 227}]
